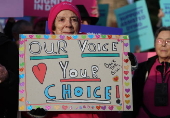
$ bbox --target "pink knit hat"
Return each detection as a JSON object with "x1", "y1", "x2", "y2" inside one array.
[{"x1": 48, "y1": 2, "x2": 81, "y2": 34}]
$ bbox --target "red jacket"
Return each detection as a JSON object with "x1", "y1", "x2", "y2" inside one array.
[{"x1": 22, "y1": 111, "x2": 106, "y2": 118}]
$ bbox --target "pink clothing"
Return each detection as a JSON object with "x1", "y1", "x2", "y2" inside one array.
[
  {"x1": 22, "y1": 111, "x2": 106, "y2": 118},
  {"x1": 137, "y1": 59, "x2": 170, "y2": 118},
  {"x1": 47, "y1": 112, "x2": 104, "y2": 118},
  {"x1": 48, "y1": 1, "x2": 81, "y2": 34}
]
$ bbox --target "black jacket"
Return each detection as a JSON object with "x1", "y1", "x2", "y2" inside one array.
[
  {"x1": 0, "y1": 32, "x2": 19, "y2": 118},
  {"x1": 0, "y1": 32, "x2": 19, "y2": 88},
  {"x1": 122, "y1": 55, "x2": 158, "y2": 118}
]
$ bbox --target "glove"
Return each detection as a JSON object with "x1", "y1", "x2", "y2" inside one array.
[
  {"x1": 128, "y1": 52, "x2": 138, "y2": 71},
  {"x1": 28, "y1": 108, "x2": 46, "y2": 118}
]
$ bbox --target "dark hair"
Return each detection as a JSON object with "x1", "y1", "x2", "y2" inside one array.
[
  {"x1": 12, "y1": 20, "x2": 32, "y2": 33},
  {"x1": 155, "y1": 26, "x2": 170, "y2": 39}
]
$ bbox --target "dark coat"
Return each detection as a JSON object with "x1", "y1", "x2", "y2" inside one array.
[
  {"x1": 122, "y1": 55, "x2": 158, "y2": 118},
  {"x1": 0, "y1": 32, "x2": 19, "y2": 118}
]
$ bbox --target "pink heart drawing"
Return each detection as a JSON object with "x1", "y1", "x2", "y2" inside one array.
[
  {"x1": 19, "y1": 40, "x2": 24, "y2": 45},
  {"x1": 124, "y1": 76, "x2": 129, "y2": 81},
  {"x1": 45, "y1": 106, "x2": 51, "y2": 110},
  {"x1": 19, "y1": 54, "x2": 24, "y2": 58},
  {"x1": 32, "y1": 63, "x2": 47, "y2": 84},
  {"x1": 29, "y1": 35, "x2": 34, "y2": 38},
  {"x1": 123, "y1": 52, "x2": 128, "y2": 56},
  {"x1": 83, "y1": 105, "x2": 86, "y2": 108},
  {"x1": 95, "y1": 35, "x2": 100, "y2": 39},
  {"x1": 108, "y1": 106, "x2": 114, "y2": 110},
  {"x1": 19, "y1": 89, "x2": 25, "y2": 94}
]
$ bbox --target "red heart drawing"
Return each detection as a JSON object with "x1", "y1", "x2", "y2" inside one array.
[
  {"x1": 113, "y1": 75, "x2": 119, "y2": 82},
  {"x1": 108, "y1": 35, "x2": 112, "y2": 39},
  {"x1": 124, "y1": 71, "x2": 129, "y2": 75},
  {"x1": 124, "y1": 59, "x2": 129, "y2": 63},
  {"x1": 96, "y1": 106, "x2": 101, "y2": 110},
  {"x1": 32, "y1": 63, "x2": 47, "y2": 84},
  {"x1": 19, "y1": 97, "x2": 25, "y2": 102},
  {"x1": 67, "y1": 36, "x2": 72, "y2": 40},
  {"x1": 62, "y1": 105, "x2": 68, "y2": 110},
  {"x1": 125, "y1": 94, "x2": 130, "y2": 98}
]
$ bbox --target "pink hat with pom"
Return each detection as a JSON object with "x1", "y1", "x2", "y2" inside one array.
[{"x1": 48, "y1": 2, "x2": 81, "y2": 34}]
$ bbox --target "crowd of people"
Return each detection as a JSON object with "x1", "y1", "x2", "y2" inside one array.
[{"x1": 0, "y1": 1, "x2": 170, "y2": 118}]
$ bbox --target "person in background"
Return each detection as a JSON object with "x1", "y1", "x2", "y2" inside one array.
[
  {"x1": 33, "y1": 17, "x2": 48, "y2": 34},
  {"x1": 122, "y1": 26, "x2": 170, "y2": 118},
  {"x1": 3, "y1": 17, "x2": 16, "y2": 40},
  {"x1": 0, "y1": 32, "x2": 19, "y2": 118},
  {"x1": 76, "y1": 5, "x2": 99, "y2": 25},
  {"x1": 12, "y1": 20, "x2": 33, "y2": 47}
]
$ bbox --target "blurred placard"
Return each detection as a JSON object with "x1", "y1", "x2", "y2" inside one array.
[
  {"x1": 24, "y1": 0, "x2": 97, "y2": 17},
  {"x1": 0, "y1": 0, "x2": 23, "y2": 17},
  {"x1": 160, "y1": 0, "x2": 170, "y2": 27},
  {"x1": 114, "y1": 0, "x2": 154, "y2": 52}
]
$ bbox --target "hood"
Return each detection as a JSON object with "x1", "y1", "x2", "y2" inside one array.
[{"x1": 0, "y1": 32, "x2": 10, "y2": 46}]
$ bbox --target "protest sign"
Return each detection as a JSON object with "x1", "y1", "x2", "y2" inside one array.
[
  {"x1": 96, "y1": 4, "x2": 109, "y2": 26},
  {"x1": 159, "y1": 0, "x2": 170, "y2": 27},
  {"x1": 24, "y1": 0, "x2": 97, "y2": 17},
  {"x1": 80, "y1": 24, "x2": 123, "y2": 35},
  {"x1": 19, "y1": 34, "x2": 132, "y2": 111},
  {"x1": 0, "y1": 0, "x2": 23, "y2": 17},
  {"x1": 114, "y1": 0, "x2": 154, "y2": 52}
]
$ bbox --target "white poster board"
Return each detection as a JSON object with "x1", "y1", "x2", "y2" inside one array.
[{"x1": 19, "y1": 34, "x2": 132, "y2": 111}]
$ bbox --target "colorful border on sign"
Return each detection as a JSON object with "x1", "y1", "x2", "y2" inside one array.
[{"x1": 19, "y1": 34, "x2": 132, "y2": 111}]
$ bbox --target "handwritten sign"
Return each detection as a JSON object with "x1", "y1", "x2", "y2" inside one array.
[
  {"x1": 19, "y1": 34, "x2": 132, "y2": 111},
  {"x1": 114, "y1": 0, "x2": 154, "y2": 52},
  {"x1": 160, "y1": 0, "x2": 170, "y2": 27},
  {"x1": 24, "y1": 0, "x2": 97, "y2": 17}
]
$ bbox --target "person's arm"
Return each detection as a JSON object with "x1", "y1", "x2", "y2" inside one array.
[
  {"x1": 128, "y1": 52, "x2": 138, "y2": 71},
  {"x1": 157, "y1": 9, "x2": 164, "y2": 28},
  {"x1": 0, "y1": 41, "x2": 19, "y2": 88}
]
